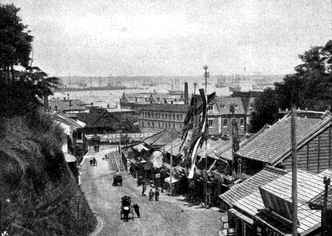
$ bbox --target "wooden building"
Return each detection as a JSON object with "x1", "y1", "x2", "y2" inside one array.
[
  {"x1": 228, "y1": 169, "x2": 331, "y2": 236},
  {"x1": 234, "y1": 111, "x2": 332, "y2": 175}
]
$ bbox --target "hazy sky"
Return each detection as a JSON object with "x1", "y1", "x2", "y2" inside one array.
[{"x1": 4, "y1": 0, "x2": 332, "y2": 76}]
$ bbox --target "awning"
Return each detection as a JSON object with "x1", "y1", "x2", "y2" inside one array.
[
  {"x1": 229, "y1": 208, "x2": 254, "y2": 225},
  {"x1": 165, "y1": 176, "x2": 180, "y2": 184},
  {"x1": 64, "y1": 153, "x2": 77, "y2": 162},
  {"x1": 133, "y1": 143, "x2": 149, "y2": 152}
]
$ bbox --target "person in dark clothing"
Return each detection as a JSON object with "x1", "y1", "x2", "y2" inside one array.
[
  {"x1": 155, "y1": 188, "x2": 160, "y2": 201},
  {"x1": 142, "y1": 182, "x2": 147, "y2": 196},
  {"x1": 133, "y1": 203, "x2": 140, "y2": 218},
  {"x1": 149, "y1": 189, "x2": 154, "y2": 201}
]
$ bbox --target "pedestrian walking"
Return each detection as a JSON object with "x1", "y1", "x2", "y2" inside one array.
[
  {"x1": 155, "y1": 188, "x2": 160, "y2": 201},
  {"x1": 133, "y1": 203, "x2": 140, "y2": 218},
  {"x1": 149, "y1": 189, "x2": 154, "y2": 201},
  {"x1": 142, "y1": 182, "x2": 147, "y2": 196}
]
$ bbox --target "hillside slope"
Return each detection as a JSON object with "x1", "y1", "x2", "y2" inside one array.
[{"x1": 0, "y1": 113, "x2": 97, "y2": 235}]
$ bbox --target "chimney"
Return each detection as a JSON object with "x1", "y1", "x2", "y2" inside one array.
[{"x1": 184, "y1": 82, "x2": 189, "y2": 104}]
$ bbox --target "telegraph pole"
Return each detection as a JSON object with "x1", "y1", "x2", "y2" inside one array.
[
  {"x1": 203, "y1": 65, "x2": 209, "y2": 208},
  {"x1": 291, "y1": 107, "x2": 298, "y2": 236}
]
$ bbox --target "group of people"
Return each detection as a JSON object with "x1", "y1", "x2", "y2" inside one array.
[
  {"x1": 142, "y1": 183, "x2": 160, "y2": 201},
  {"x1": 89, "y1": 157, "x2": 97, "y2": 166}
]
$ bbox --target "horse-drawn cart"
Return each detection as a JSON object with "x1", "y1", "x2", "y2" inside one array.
[{"x1": 120, "y1": 195, "x2": 134, "y2": 221}]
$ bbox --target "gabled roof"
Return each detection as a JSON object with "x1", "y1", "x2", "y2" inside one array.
[
  {"x1": 143, "y1": 128, "x2": 181, "y2": 147},
  {"x1": 77, "y1": 108, "x2": 138, "y2": 132},
  {"x1": 219, "y1": 166, "x2": 286, "y2": 207},
  {"x1": 237, "y1": 113, "x2": 331, "y2": 165},
  {"x1": 248, "y1": 170, "x2": 325, "y2": 235}
]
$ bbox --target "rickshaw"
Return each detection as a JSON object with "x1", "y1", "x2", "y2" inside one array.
[
  {"x1": 120, "y1": 195, "x2": 133, "y2": 221},
  {"x1": 113, "y1": 173, "x2": 123, "y2": 186}
]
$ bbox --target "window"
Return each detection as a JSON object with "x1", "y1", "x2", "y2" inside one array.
[
  {"x1": 223, "y1": 118, "x2": 228, "y2": 127},
  {"x1": 208, "y1": 105, "x2": 213, "y2": 111},
  {"x1": 173, "y1": 114, "x2": 176, "y2": 120},
  {"x1": 208, "y1": 119, "x2": 213, "y2": 126},
  {"x1": 240, "y1": 118, "x2": 244, "y2": 126}
]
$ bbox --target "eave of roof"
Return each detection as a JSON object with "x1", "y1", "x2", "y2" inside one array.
[
  {"x1": 236, "y1": 113, "x2": 331, "y2": 165},
  {"x1": 219, "y1": 166, "x2": 287, "y2": 207}
]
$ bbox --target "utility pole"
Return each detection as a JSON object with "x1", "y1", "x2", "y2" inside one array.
[
  {"x1": 203, "y1": 65, "x2": 209, "y2": 208},
  {"x1": 322, "y1": 176, "x2": 331, "y2": 236},
  {"x1": 291, "y1": 107, "x2": 298, "y2": 236}
]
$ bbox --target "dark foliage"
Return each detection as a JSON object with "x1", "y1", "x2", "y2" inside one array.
[
  {"x1": 250, "y1": 40, "x2": 332, "y2": 132},
  {"x1": 0, "y1": 68, "x2": 59, "y2": 118},
  {"x1": 0, "y1": 4, "x2": 33, "y2": 77}
]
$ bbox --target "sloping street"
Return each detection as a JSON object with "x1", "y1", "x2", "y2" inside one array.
[{"x1": 80, "y1": 149, "x2": 222, "y2": 236}]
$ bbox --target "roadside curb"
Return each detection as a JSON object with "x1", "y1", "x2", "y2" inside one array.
[{"x1": 90, "y1": 214, "x2": 104, "y2": 236}]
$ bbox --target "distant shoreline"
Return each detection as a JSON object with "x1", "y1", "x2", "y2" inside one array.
[{"x1": 56, "y1": 86, "x2": 143, "y2": 92}]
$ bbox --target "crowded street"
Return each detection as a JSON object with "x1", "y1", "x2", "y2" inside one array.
[{"x1": 80, "y1": 148, "x2": 222, "y2": 236}]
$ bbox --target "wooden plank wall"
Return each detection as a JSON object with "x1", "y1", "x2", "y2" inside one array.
[{"x1": 282, "y1": 126, "x2": 332, "y2": 173}]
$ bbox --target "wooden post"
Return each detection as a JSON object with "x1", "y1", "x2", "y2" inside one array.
[
  {"x1": 170, "y1": 143, "x2": 173, "y2": 196},
  {"x1": 291, "y1": 107, "x2": 298, "y2": 236},
  {"x1": 322, "y1": 177, "x2": 331, "y2": 236},
  {"x1": 203, "y1": 65, "x2": 209, "y2": 208}
]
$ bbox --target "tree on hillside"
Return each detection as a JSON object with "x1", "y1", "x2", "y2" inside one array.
[
  {"x1": 250, "y1": 40, "x2": 332, "y2": 132},
  {"x1": 0, "y1": 3, "x2": 33, "y2": 82},
  {"x1": 250, "y1": 88, "x2": 279, "y2": 132},
  {"x1": 0, "y1": 4, "x2": 59, "y2": 117}
]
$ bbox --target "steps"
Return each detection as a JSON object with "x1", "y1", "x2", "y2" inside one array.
[{"x1": 106, "y1": 151, "x2": 125, "y2": 172}]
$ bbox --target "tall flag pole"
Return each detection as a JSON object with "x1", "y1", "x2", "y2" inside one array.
[
  {"x1": 291, "y1": 106, "x2": 298, "y2": 236},
  {"x1": 203, "y1": 65, "x2": 209, "y2": 208}
]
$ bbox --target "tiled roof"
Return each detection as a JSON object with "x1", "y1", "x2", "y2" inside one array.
[
  {"x1": 219, "y1": 166, "x2": 286, "y2": 207},
  {"x1": 77, "y1": 108, "x2": 138, "y2": 132},
  {"x1": 234, "y1": 170, "x2": 325, "y2": 235},
  {"x1": 237, "y1": 113, "x2": 331, "y2": 164},
  {"x1": 213, "y1": 128, "x2": 268, "y2": 161},
  {"x1": 143, "y1": 128, "x2": 181, "y2": 146}
]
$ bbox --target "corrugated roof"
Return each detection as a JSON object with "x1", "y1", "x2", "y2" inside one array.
[
  {"x1": 237, "y1": 114, "x2": 331, "y2": 164},
  {"x1": 234, "y1": 170, "x2": 325, "y2": 235},
  {"x1": 219, "y1": 166, "x2": 286, "y2": 207}
]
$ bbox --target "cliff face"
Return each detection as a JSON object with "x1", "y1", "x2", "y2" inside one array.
[{"x1": 0, "y1": 113, "x2": 97, "y2": 236}]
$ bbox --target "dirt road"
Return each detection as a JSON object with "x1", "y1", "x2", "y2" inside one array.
[{"x1": 80, "y1": 149, "x2": 222, "y2": 236}]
